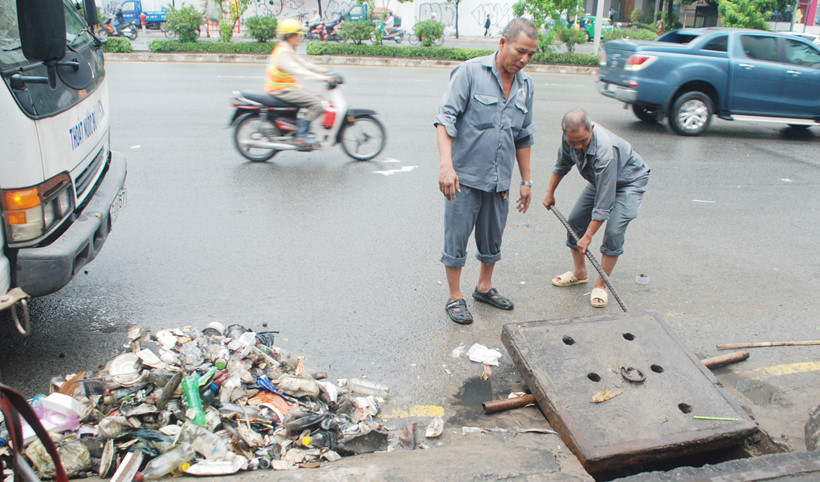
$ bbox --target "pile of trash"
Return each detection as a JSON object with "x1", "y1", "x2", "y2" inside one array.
[{"x1": 2, "y1": 323, "x2": 399, "y2": 480}]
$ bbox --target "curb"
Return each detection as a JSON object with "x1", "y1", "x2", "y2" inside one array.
[{"x1": 104, "y1": 52, "x2": 599, "y2": 75}]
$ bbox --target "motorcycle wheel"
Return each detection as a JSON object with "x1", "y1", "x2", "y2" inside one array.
[
  {"x1": 340, "y1": 114, "x2": 386, "y2": 161},
  {"x1": 408, "y1": 34, "x2": 419, "y2": 46},
  {"x1": 394, "y1": 33, "x2": 404, "y2": 43},
  {"x1": 234, "y1": 113, "x2": 281, "y2": 162},
  {"x1": 126, "y1": 27, "x2": 138, "y2": 40}
]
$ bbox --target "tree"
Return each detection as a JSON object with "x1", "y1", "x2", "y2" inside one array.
[
  {"x1": 513, "y1": 0, "x2": 585, "y2": 53},
  {"x1": 718, "y1": 0, "x2": 771, "y2": 28},
  {"x1": 215, "y1": 0, "x2": 250, "y2": 42}
]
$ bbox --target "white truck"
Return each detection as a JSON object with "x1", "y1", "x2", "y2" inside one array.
[{"x1": 0, "y1": 0, "x2": 127, "y2": 333}]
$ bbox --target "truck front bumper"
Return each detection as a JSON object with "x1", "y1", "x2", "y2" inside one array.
[
  {"x1": 15, "y1": 152, "x2": 127, "y2": 297},
  {"x1": 597, "y1": 80, "x2": 638, "y2": 104}
]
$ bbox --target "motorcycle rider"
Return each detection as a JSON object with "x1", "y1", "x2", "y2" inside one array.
[{"x1": 266, "y1": 19, "x2": 335, "y2": 148}]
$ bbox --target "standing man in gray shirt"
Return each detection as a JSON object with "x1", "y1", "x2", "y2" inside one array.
[
  {"x1": 435, "y1": 18, "x2": 538, "y2": 325},
  {"x1": 542, "y1": 110, "x2": 650, "y2": 308}
]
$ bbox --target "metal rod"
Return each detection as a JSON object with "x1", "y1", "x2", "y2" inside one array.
[
  {"x1": 717, "y1": 340, "x2": 820, "y2": 349},
  {"x1": 550, "y1": 206, "x2": 628, "y2": 312}
]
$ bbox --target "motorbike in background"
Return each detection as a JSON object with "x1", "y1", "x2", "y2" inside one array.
[
  {"x1": 373, "y1": 26, "x2": 405, "y2": 43},
  {"x1": 100, "y1": 18, "x2": 138, "y2": 40},
  {"x1": 229, "y1": 75, "x2": 386, "y2": 162}
]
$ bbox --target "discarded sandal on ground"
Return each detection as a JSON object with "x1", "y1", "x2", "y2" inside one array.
[
  {"x1": 590, "y1": 287, "x2": 608, "y2": 308},
  {"x1": 472, "y1": 287, "x2": 514, "y2": 310},
  {"x1": 446, "y1": 299, "x2": 473, "y2": 325},
  {"x1": 552, "y1": 271, "x2": 588, "y2": 287}
]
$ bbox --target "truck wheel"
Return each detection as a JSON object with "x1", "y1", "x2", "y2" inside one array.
[
  {"x1": 632, "y1": 105, "x2": 658, "y2": 123},
  {"x1": 669, "y1": 91, "x2": 713, "y2": 136}
]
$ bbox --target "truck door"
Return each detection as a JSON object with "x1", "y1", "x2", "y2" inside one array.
[
  {"x1": 730, "y1": 35, "x2": 782, "y2": 115},
  {"x1": 777, "y1": 38, "x2": 820, "y2": 117},
  {"x1": 120, "y1": 0, "x2": 139, "y2": 24}
]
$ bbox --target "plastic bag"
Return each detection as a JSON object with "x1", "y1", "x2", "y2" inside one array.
[{"x1": 27, "y1": 433, "x2": 91, "y2": 478}]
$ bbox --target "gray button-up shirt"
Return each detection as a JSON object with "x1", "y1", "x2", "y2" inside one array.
[
  {"x1": 435, "y1": 53, "x2": 536, "y2": 193},
  {"x1": 553, "y1": 123, "x2": 650, "y2": 221}
]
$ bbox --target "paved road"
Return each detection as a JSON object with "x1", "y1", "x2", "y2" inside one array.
[{"x1": 1, "y1": 61, "x2": 818, "y2": 478}]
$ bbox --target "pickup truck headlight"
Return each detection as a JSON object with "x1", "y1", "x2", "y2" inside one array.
[
  {"x1": 2, "y1": 173, "x2": 75, "y2": 245},
  {"x1": 626, "y1": 55, "x2": 658, "y2": 71}
]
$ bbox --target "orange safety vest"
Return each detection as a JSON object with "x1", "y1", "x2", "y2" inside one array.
[{"x1": 265, "y1": 43, "x2": 300, "y2": 93}]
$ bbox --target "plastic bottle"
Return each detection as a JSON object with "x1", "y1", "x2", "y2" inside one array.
[
  {"x1": 346, "y1": 378, "x2": 390, "y2": 398},
  {"x1": 214, "y1": 346, "x2": 229, "y2": 370},
  {"x1": 181, "y1": 376, "x2": 207, "y2": 426},
  {"x1": 138, "y1": 442, "x2": 195, "y2": 480},
  {"x1": 182, "y1": 421, "x2": 228, "y2": 460},
  {"x1": 301, "y1": 430, "x2": 330, "y2": 448}
]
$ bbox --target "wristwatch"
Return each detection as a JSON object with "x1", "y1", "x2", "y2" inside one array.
[{"x1": 521, "y1": 180, "x2": 533, "y2": 187}]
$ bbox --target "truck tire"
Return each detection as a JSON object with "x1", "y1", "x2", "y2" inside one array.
[
  {"x1": 669, "y1": 91, "x2": 713, "y2": 136},
  {"x1": 632, "y1": 105, "x2": 658, "y2": 123}
]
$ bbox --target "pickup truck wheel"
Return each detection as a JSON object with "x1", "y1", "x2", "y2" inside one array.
[
  {"x1": 632, "y1": 105, "x2": 658, "y2": 123},
  {"x1": 670, "y1": 91, "x2": 713, "y2": 136}
]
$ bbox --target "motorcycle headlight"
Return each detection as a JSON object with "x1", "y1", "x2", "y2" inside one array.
[{"x1": 2, "y1": 173, "x2": 75, "y2": 245}]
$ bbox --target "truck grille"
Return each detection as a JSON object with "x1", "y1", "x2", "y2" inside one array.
[{"x1": 75, "y1": 147, "x2": 105, "y2": 201}]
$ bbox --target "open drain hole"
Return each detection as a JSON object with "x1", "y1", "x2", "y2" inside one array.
[
  {"x1": 678, "y1": 403, "x2": 693, "y2": 414},
  {"x1": 562, "y1": 336, "x2": 575, "y2": 346},
  {"x1": 623, "y1": 332, "x2": 636, "y2": 341},
  {"x1": 587, "y1": 372, "x2": 601, "y2": 382},
  {"x1": 651, "y1": 364, "x2": 664, "y2": 373}
]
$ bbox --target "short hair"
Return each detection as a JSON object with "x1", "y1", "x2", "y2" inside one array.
[
  {"x1": 502, "y1": 18, "x2": 538, "y2": 42},
  {"x1": 561, "y1": 110, "x2": 592, "y2": 132}
]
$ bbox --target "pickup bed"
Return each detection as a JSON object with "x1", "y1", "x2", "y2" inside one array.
[{"x1": 598, "y1": 28, "x2": 820, "y2": 135}]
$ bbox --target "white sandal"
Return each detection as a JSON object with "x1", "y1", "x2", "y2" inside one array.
[{"x1": 590, "y1": 288, "x2": 608, "y2": 308}]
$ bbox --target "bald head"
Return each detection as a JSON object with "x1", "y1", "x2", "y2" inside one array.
[{"x1": 561, "y1": 109, "x2": 592, "y2": 133}]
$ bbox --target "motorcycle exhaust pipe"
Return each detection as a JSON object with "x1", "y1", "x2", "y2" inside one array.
[{"x1": 241, "y1": 140, "x2": 298, "y2": 150}]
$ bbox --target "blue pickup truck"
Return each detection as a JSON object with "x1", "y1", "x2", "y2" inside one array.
[
  {"x1": 119, "y1": 0, "x2": 168, "y2": 30},
  {"x1": 598, "y1": 28, "x2": 820, "y2": 135}
]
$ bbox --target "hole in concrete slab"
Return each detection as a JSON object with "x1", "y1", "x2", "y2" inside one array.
[
  {"x1": 651, "y1": 364, "x2": 664, "y2": 373},
  {"x1": 562, "y1": 336, "x2": 575, "y2": 345},
  {"x1": 623, "y1": 332, "x2": 636, "y2": 341},
  {"x1": 587, "y1": 372, "x2": 601, "y2": 382},
  {"x1": 678, "y1": 403, "x2": 692, "y2": 413}
]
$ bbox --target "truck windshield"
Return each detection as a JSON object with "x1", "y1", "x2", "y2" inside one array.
[{"x1": 0, "y1": 0, "x2": 104, "y2": 119}]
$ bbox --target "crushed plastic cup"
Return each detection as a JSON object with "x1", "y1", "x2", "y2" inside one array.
[{"x1": 635, "y1": 274, "x2": 649, "y2": 285}]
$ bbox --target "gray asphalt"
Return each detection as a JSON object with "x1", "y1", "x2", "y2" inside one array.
[{"x1": 1, "y1": 51, "x2": 818, "y2": 480}]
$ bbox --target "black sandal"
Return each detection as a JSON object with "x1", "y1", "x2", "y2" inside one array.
[
  {"x1": 446, "y1": 299, "x2": 473, "y2": 325},
  {"x1": 472, "y1": 287, "x2": 514, "y2": 310}
]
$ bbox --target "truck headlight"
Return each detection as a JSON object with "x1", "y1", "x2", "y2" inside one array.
[{"x1": 2, "y1": 173, "x2": 75, "y2": 245}]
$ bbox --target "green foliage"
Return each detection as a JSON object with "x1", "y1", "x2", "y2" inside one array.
[
  {"x1": 244, "y1": 16, "x2": 277, "y2": 42},
  {"x1": 166, "y1": 5, "x2": 202, "y2": 43},
  {"x1": 512, "y1": 0, "x2": 584, "y2": 34},
  {"x1": 559, "y1": 28, "x2": 587, "y2": 53},
  {"x1": 101, "y1": 37, "x2": 132, "y2": 53},
  {"x1": 148, "y1": 39, "x2": 276, "y2": 54},
  {"x1": 718, "y1": 0, "x2": 771, "y2": 29},
  {"x1": 603, "y1": 27, "x2": 659, "y2": 41},
  {"x1": 341, "y1": 20, "x2": 374, "y2": 44},
  {"x1": 219, "y1": 21, "x2": 234, "y2": 42},
  {"x1": 414, "y1": 20, "x2": 444, "y2": 47},
  {"x1": 304, "y1": 42, "x2": 601, "y2": 66},
  {"x1": 630, "y1": 9, "x2": 648, "y2": 24}
]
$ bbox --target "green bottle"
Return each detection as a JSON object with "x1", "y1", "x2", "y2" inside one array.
[{"x1": 181, "y1": 375, "x2": 207, "y2": 426}]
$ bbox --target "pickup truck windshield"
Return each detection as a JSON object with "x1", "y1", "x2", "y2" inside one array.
[{"x1": 0, "y1": 0, "x2": 104, "y2": 119}]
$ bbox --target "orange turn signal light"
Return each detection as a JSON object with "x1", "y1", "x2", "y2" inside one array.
[{"x1": 4, "y1": 189, "x2": 41, "y2": 210}]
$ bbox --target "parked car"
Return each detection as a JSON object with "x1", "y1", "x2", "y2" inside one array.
[
  {"x1": 576, "y1": 15, "x2": 613, "y2": 42},
  {"x1": 598, "y1": 28, "x2": 820, "y2": 135}
]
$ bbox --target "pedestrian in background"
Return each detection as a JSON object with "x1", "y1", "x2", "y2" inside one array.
[
  {"x1": 543, "y1": 110, "x2": 649, "y2": 308},
  {"x1": 484, "y1": 14, "x2": 491, "y2": 37},
  {"x1": 435, "y1": 18, "x2": 538, "y2": 325},
  {"x1": 139, "y1": 11, "x2": 146, "y2": 35}
]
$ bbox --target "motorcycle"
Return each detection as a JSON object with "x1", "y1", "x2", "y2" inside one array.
[
  {"x1": 229, "y1": 76, "x2": 386, "y2": 162},
  {"x1": 100, "y1": 18, "x2": 138, "y2": 40},
  {"x1": 372, "y1": 26, "x2": 405, "y2": 44},
  {"x1": 306, "y1": 20, "x2": 344, "y2": 42}
]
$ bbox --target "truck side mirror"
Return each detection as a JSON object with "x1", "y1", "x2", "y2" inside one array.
[
  {"x1": 83, "y1": 0, "x2": 98, "y2": 29},
  {"x1": 17, "y1": 0, "x2": 67, "y2": 63}
]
